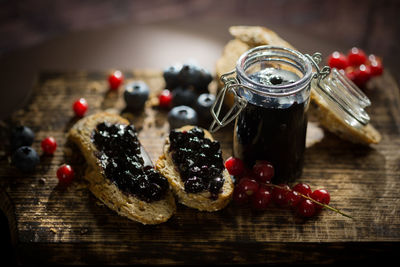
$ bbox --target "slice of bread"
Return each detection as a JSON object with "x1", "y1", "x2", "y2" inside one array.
[
  {"x1": 156, "y1": 125, "x2": 234, "y2": 211},
  {"x1": 215, "y1": 25, "x2": 381, "y2": 145},
  {"x1": 68, "y1": 112, "x2": 176, "y2": 225}
]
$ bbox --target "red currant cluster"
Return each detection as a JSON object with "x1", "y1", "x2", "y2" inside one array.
[
  {"x1": 327, "y1": 47, "x2": 384, "y2": 88},
  {"x1": 225, "y1": 157, "x2": 331, "y2": 218}
]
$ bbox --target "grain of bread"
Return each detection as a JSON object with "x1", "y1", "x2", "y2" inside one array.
[
  {"x1": 215, "y1": 25, "x2": 381, "y2": 145},
  {"x1": 156, "y1": 125, "x2": 234, "y2": 211},
  {"x1": 68, "y1": 112, "x2": 176, "y2": 225}
]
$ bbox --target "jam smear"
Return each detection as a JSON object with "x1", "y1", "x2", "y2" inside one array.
[
  {"x1": 169, "y1": 127, "x2": 225, "y2": 198},
  {"x1": 92, "y1": 122, "x2": 169, "y2": 202}
]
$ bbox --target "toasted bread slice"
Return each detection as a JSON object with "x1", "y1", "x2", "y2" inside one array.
[
  {"x1": 68, "y1": 112, "x2": 176, "y2": 225},
  {"x1": 156, "y1": 126, "x2": 234, "y2": 211},
  {"x1": 215, "y1": 25, "x2": 381, "y2": 145}
]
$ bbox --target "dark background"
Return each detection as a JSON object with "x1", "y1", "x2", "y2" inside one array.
[{"x1": 1, "y1": 0, "x2": 399, "y2": 264}]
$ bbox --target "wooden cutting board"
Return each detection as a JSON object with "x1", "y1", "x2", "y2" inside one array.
[{"x1": 0, "y1": 70, "x2": 399, "y2": 264}]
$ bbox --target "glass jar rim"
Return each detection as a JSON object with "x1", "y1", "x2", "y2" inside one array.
[{"x1": 236, "y1": 45, "x2": 314, "y2": 97}]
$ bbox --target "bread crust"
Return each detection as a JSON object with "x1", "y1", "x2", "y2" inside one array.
[
  {"x1": 156, "y1": 126, "x2": 234, "y2": 211},
  {"x1": 68, "y1": 112, "x2": 176, "y2": 225}
]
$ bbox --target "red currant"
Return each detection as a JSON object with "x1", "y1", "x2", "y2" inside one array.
[
  {"x1": 272, "y1": 184, "x2": 290, "y2": 206},
  {"x1": 233, "y1": 185, "x2": 250, "y2": 205},
  {"x1": 286, "y1": 190, "x2": 302, "y2": 208},
  {"x1": 56, "y1": 164, "x2": 75, "y2": 184},
  {"x1": 158, "y1": 89, "x2": 173, "y2": 109},
  {"x1": 368, "y1": 55, "x2": 384, "y2": 77},
  {"x1": 327, "y1": 51, "x2": 348, "y2": 70},
  {"x1": 347, "y1": 47, "x2": 367, "y2": 66},
  {"x1": 297, "y1": 199, "x2": 316, "y2": 217},
  {"x1": 311, "y1": 189, "x2": 330, "y2": 210},
  {"x1": 108, "y1": 70, "x2": 124, "y2": 90},
  {"x1": 73, "y1": 98, "x2": 88, "y2": 117},
  {"x1": 237, "y1": 177, "x2": 259, "y2": 196},
  {"x1": 224, "y1": 156, "x2": 245, "y2": 176},
  {"x1": 353, "y1": 64, "x2": 371, "y2": 87},
  {"x1": 252, "y1": 160, "x2": 274, "y2": 184},
  {"x1": 292, "y1": 183, "x2": 312, "y2": 197},
  {"x1": 41, "y1": 136, "x2": 57, "y2": 155},
  {"x1": 251, "y1": 184, "x2": 272, "y2": 210},
  {"x1": 345, "y1": 66, "x2": 356, "y2": 82}
]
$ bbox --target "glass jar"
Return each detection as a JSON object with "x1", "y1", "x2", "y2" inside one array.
[
  {"x1": 210, "y1": 45, "x2": 372, "y2": 184},
  {"x1": 234, "y1": 46, "x2": 313, "y2": 182}
]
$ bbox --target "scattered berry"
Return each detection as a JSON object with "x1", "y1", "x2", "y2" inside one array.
[
  {"x1": 286, "y1": 190, "x2": 302, "y2": 208},
  {"x1": 233, "y1": 185, "x2": 250, "y2": 205},
  {"x1": 167, "y1": 105, "x2": 198, "y2": 129},
  {"x1": 297, "y1": 199, "x2": 316, "y2": 217},
  {"x1": 292, "y1": 183, "x2": 312, "y2": 197},
  {"x1": 272, "y1": 184, "x2": 290, "y2": 207},
  {"x1": 251, "y1": 184, "x2": 272, "y2": 210},
  {"x1": 41, "y1": 136, "x2": 57, "y2": 155},
  {"x1": 353, "y1": 64, "x2": 371, "y2": 87},
  {"x1": 252, "y1": 160, "x2": 274, "y2": 184},
  {"x1": 347, "y1": 47, "x2": 367, "y2": 66},
  {"x1": 159, "y1": 89, "x2": 173, "y2": 109},
  {"x1": 172, "y1": 87, "x2": 197, "y2": 107},
  {"x1": 123, "y1": 81, "x2": 150, "y2": 111},
  {"x1": 368, "y1": 55, "x2": 384, "y2": 77},
  {"x1": 163, "y1": 64, "x2": 181, "y2": 89},
  {"x1": 11, "y1": 146, "x2": 40, "y2": 172},
  {"x1": 73, "y1": 98, "x2": 88, "y2": 117},
  {"x1": 237, "y1": 177, "x2": 259, "y2": 196},
  {"x1": 10, "y1": 125, "x2": 35, "y2": 150},
  {"x1": 194, "y1": 93, "x2": 216, "y2": 126},
  {"x1": 224, "y1": 156, "x2": 245, "y2": 176},
  {"x1": 57, "y1": 164, "x2": 75, "y2": 184},
  {"x1": 311, "y1": 189, "x2": 330, "y2": 210},
  {"x1": 344, "y1": 66, "x2": 356, "y2": 81},
  {"x1": 327, "y1": 51, "x2": 348, "y2": 70},
  {"x1": 108, "y1": 70, "x2": 124, "y2": 90},
  {"x1": 163, "y1": 63, "x2": 212, "y2": 93}
]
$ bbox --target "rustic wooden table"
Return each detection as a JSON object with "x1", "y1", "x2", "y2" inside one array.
[{"x1": 1, "y1": 19, "x2": 399, "y2": 265}]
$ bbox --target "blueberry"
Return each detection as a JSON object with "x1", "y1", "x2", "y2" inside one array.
[
  {"x1": 195, "y1": 68, "x2": 213, "y2": 93},
  {"x1": 10, "y1": 126, "x2": 35, "y2": 150},
  {"x1": 184, "y1": 176, "x2": 205, "y2": 193},
  {"x1": 123, "y1": 81, "x2": 150, "y2": 111},
  {"x1": 168, "y1": 106, "x2": 198, "y2": 129},
  {"x1": 178, "y1": 64, "x2": 212, "y2": 93},
  {"x1": 194, "y1": 93, "x2": 216, "y2": 126},
  {"x1": 163, "y1": 64, "x2": 182, "y2": 89},
  {"x1": 11, "y1": 146, "x2": 40, "y2": 172},
  {"x1": 172, "y1": 87, "x2": 197, "y2": 107},
  {"x1": 209, "y1": 177, "x2": 224, "y2": 195},
  {"x1": 178, "y1": 64, "x2": 201, "y2": 88}
]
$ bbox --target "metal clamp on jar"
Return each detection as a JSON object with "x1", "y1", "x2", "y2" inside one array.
[{"x1": 210, "y1": 45, "x2": 371, "y2": 183}]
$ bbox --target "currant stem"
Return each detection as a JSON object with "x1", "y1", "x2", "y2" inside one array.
[{"x1": 267, "y1": 183, "x2": 354, "y2": 219}]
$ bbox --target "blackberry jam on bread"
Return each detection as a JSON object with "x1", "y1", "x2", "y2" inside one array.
[
  {"x1": 68, "y1": 112, "x2": 176, "y2": 225},
  {"x1": 156, "y1": 126, "x2": 234, "y2": 211}
]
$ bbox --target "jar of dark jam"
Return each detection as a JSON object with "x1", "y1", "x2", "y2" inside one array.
[
  {"x1": 236, "y1": 46, "x2": 314, "y2": 183},
  {"x1": 210, "y1": 45, "x2": 372, "y2": 184}
]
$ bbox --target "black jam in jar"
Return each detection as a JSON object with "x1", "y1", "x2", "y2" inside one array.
[
  {"x1": 168, "y1": 127, "x2": 225, "y2": 198},
  {"x1": 234, "y1": 68, "x2": 308, "y2": 183},
  {"x1": 92, "y1": 122, "x2": 169, "y2": 203}
]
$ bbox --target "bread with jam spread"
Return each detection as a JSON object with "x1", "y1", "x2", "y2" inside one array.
[
  {"x1": 156, "y1": 126, "x2": 234, "y2": 211},
  {"x1": 68, "y1": 112, "x2": 176, "y2": 225},
  {"x1": 215, "y1": 25, "x2": 381, "y2": 145}
]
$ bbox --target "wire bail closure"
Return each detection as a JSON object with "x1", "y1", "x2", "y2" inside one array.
[{"x1": 209, "y1": 52, "x2": 328, "y2": 133}]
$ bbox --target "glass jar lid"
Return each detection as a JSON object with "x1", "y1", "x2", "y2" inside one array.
[{"x1": 311, "y1": 67, "x2": 371, "y2": 128}]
